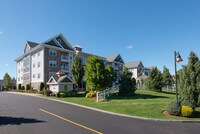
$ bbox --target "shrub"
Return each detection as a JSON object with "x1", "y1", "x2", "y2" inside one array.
[
  {"x1": 26, "y1": 84, "x2": 30, "y2": 90},
  {"x1": 44, "y1": 89, "x2": 52, "y2": 96},
  {"x1": 180, "y1": 99, "x2": 195, "y2": 110},
  {"x1": 40, "y1": 82, "x2": 45, "y2": 91},
  {"x1": 85, "y1": 91, "x2": 97, "y2": 98},
  {"x1": 58, "y1": 92, "x2": 66, "y2": 98},
  {"x1": 18, "y1": 84, "x2": 22, "y2": 90},
  {"x1": 181, "y1": 105, "x2": 193, "y2": 117},
  {"x1": 13, "y1": 85, "x2": 17, "y2": 90},
  {"x1": 65, "y1": 91, "x2": 77, "y2": 97},
  {"x1": 21, "y1": 86, "x2": 25, "y2": 90},
  {"x1": 166, "y1": 101, "x2": 181, "y2": 116}
]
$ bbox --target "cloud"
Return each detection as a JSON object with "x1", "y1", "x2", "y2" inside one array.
[{"x1": 126, "y1": 45, "x2": 133, "y2": 49}]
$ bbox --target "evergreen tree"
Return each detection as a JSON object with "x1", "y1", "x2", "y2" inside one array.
[
  {"x1": 148, "y1": 67, "x2": 163, "y2": 91},
  {"x1": 39, "y1": 82, "x2": 45, "y2": 91},
  {"x1": 119, "y1": 67, "x2": 136, "y2": 96},
  {"x1": 70, "y1": 55, "x2": 84, "y2": 89},
  {"x1": 179, "y1": 51, "x2": 200, "y2": 106},
  {"x1": 84, "y1": 56, "x2": 105, "y2": 91},
  {"x1": 3, "y1": 73, "x2": 12, "y2": 90},
  {"x1": 162, "y1": 66, "x2": 172, "y2": 87}
]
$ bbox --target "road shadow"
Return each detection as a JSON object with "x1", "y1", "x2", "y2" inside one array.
[
  {"x1": 161, "y1": 91, "x2": 176, "y2": 95},
  {"x1": 108, "y1": 93, "x2": 169, "y2": 100},
  {"x1": 0, "y1": 116, "x2": 45, "y2": 126}
]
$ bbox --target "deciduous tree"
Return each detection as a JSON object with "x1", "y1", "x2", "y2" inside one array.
[{"x1": 3, "y1": 73, "x2": 12, "y2": 90}]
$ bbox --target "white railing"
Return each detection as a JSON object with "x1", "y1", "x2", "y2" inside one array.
[
  {"x1": 61, "y1": 55, "x2": 69, "y2": 62},
  {"x1": 96, "y1": 85, "x2": 119, "y2": 102}
]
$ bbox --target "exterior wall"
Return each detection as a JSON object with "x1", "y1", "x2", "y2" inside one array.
[
  {"x1": 16, "y1": 60, "x2": 24, "y2": 85},
  {"x1": 31, "y1": 48, "x2": 44, "y2": 87},
  {"x1": 49, "y1": 83, "x2": 73, "y2": 93},
  {"x1": 43, "y1": 47, "x2": 74, "y2": 85},
  {"x1": 22, "y1": 55, "x2": 31, "y2": 86},
  {"x1": 49, "y1": 85, "x2": 59, "y2": 92},
  {"x1": 130, "y1": 68, "x2": 138, "y2": 79},
  {"x1": 59, "y1": 83, "x2": 73, "y2": 92}
]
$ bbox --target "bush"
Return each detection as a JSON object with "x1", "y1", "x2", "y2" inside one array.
[
  {"x1": 18, "y1": 84, "x2": 21, "y2": 90},
  {"x1": 65, "y1": 91, "x2": 77, "y2": 97},
  {"x1": 21, "y1": 86, "x2": 25, "y2": 90},
  {"x1": 85, "y1": 91, "x2": 97, "y2": 98},
  {"x1": 40, "y1": 82, "x2": 45, "y2": 91},
  {"x1": 56, "y1": 91, "x2": 77, "y2": 98},
  {"x1": 58, "y1": 92, "x2": 66, "y2": 98},
  {"x1": 44, "y1": 89, "x2": 52, "y2": 96},
  {"x1": 166, "y1": 101, "x2": 181, "y2": 116},
  {"x1": 181, "y1": 105, "x2": 193, "y2": 117},
  {"x1": 180, "y1": 99, "x2": 195, "y2": 110},
  {"x1": 26, "y1": 84, "x2": 30, "y2": 90},
  {"x1": 13, "y1": 85, "x2": 17, "y2": 90}
]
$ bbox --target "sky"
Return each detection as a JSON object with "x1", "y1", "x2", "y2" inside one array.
[{"x1": 0, "y1": 0, "x2": 200, "y2": 79}]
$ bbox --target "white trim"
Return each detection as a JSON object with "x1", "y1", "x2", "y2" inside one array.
[
  {"x1": 54, "y1": 38, "x2": 64, "y2": 49},
  {"x1": 46, "y1": 76, "x2": 57, "y2": 84}
]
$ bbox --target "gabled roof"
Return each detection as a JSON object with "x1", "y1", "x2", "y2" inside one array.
[
  {"x1": 47, "y1": 75, "x2": 73, "y2": 85},
  {"x1": 24, "y1": 41, "x2": 39, "y2": 53},
  {"x1": 42, "y1": 33, "x2": 74, "y2": 51},
  {"x1": 106, "y1": 54, "x2": 124, "y2": 63},
  {"x1": 124, "y1": 61, "x2": 143, "y2": 68},
  {"x1": 27, "y1": 41, "x2": 39, "y2": 48}
]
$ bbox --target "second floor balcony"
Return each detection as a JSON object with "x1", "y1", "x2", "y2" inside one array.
[
  {"x1": 61, "y1": 55, "x2": 69, "y2": 62},
  {"x1": 61, "y1": 66, "x2": 69, "y2": 72}
]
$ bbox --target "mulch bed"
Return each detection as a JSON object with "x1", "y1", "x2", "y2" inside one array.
[{"x1": 162, "y1": 110, "x2": 185, "y2": 119}]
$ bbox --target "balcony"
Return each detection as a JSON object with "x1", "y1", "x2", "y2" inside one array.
[
  {"x1": 61, "y1": 55, "x2": 69, "y2": 62},
  {"x1": 61, "y1": 66, "x2": 69, "y2": 72}
]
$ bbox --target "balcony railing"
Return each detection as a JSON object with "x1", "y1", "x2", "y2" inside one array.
[
  {"x1": 61, "y1": 55, "x2": 69, "y2": 62},
  {"x1": 61, "y1": 66, "x2": 69, "y2": 72}
]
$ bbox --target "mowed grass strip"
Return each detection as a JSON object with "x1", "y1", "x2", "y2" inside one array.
[{"x1": 55, "y1": 89, "x2": 200, "y2": 120}]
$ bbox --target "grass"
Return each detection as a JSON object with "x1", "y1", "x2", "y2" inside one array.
[{"x1": 50, "y1": 89, "x2": 200, "y2": 120}]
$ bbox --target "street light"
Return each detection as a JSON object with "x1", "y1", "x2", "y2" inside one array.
[{"x1": 174, "y1": 51, "x2": 183, "y2": 105}]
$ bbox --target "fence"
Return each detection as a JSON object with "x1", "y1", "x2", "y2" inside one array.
[
  {"x1": 137, "y1": 83, "x2": 176, "y2": 92},
  {"x1": 96, "y1": 85, "x2": 119, "y2": 102}
]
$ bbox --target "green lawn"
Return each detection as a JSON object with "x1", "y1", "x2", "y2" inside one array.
[{"x1": 52, "y1": 89, "x2": 200, "y2": 120}]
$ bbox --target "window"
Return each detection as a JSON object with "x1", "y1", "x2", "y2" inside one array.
[
  {"x1": 21, "y1": 77, "x2": 23, "y2": 80},
  {"x1": 49, "y1": 60, "x2": 57, "y2": 67},
  {"x1": 49, "y1": 72, "x2": 56, "y2": 78},
  {"x1": 38, "y1": 73, "x2": 40, "y2": 79},
  {"x1": 37, "y1": 61, "x2": 40, "y2": 68},
  {"x1": 49, "y1": 49, "x2": 57, "y2": 56},
  {"x1": 33, "y1": 63, "x2": 35, "y2": 68},
  {"x1": 38, "y1": 51, "x2": 40, "y2": 56},
  {"x1": 18, "y1": 69, "x2": 20, "y2": 73},
  {"x1": 18, "y1": 77, "x2": 20, "y2": 82},
  {"x1": 33, "y1": 74, "x2": 35, "y2": 78}
]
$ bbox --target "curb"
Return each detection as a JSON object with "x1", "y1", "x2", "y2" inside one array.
[{"x1": 6, "y1": 92, "x2": 200, "y2": 123}]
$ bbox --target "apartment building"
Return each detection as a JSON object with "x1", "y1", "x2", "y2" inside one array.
[{"x1": 15, "y1": 34, "x2": 124, "y2": 90}]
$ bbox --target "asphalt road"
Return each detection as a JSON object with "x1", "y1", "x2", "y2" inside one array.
[{"x1": 0, "y1": 92, "x2": 199, "y2": 134}]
